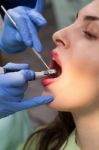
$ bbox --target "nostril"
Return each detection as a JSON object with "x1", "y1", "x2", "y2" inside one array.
[{"x1": 55, "y1": 39, "x2": 66, "y2": 47}]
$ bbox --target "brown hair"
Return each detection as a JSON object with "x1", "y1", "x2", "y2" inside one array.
[{"x1": 23, "y1": 111, "x2": 75, "y2": 150}]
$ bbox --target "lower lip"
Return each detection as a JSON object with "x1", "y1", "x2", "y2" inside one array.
[{"x1": 41, "y1": 77, "x2": 56, "y2": 87}]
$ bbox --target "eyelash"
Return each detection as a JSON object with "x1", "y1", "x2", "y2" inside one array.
[{"x1": 83, "y1": 31, "x2": 97, "y2": 40}]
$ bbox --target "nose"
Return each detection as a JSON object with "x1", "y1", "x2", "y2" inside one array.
[{"x1": 52, "y1": 27, "x2": 70, "y2": 49}]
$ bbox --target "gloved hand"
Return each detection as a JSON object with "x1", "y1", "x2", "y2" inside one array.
[
  {"x1": 0, "y1": 63, "x2": 53, "y2": 118},
  {"x1": 0, "y1": 0, "x2": 47, "y2": 54}
]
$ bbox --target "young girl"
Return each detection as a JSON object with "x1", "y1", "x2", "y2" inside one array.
[{"x1": 18, "y1": 0, "x2": 99, "y2": 149}]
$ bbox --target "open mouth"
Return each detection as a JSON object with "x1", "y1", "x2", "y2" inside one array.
[
  {"x1": 48, "y1": 59, "x2": 62, "y2": 79},
  {"x1": 41, "y1": 50, "x2": 62, "y2": 86}
]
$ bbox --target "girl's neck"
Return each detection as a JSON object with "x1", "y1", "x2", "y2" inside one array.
[{"x1": 72, "y1": 108, "x2": 99, "y2": 150}]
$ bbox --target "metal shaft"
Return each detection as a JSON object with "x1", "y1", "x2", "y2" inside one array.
[
  {"x1": 32, "y1": 47, "x2": 49, "y2": 70},
  {"x1": 1, "y1": 5, "x2": 17, "y2": 28},
  {"x1": 1, "y1": 5, "x2": 49, "y2": 70}
]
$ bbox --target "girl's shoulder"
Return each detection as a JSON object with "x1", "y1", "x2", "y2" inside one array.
[{"x1": 17, "y1": 128, "x2": 81, "y2": 150}]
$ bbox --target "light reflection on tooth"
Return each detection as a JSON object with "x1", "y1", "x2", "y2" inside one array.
[{"x1": 48, "y1": 69, "x2": 57, "y2": 75}]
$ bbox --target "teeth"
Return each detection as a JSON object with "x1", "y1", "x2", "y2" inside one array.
[
  {"x1": 49, "y1": 60, "x2": 61, "y2": 78},
  {"x1": 48, "y1": 56, "x2": 62, "y2": 79},
  {"x1": 47, "y1": 69, "x2": 57, "y2": 75}
]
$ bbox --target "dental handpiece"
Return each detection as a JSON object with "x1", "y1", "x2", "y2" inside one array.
[
  {"x1": 0, "y1": 67, "x2": 56, "y2": 80},
  {"x1": 34, "y1": 69, "x2": 56, "y2": 80}
]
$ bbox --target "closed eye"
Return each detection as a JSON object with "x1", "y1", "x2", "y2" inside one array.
[{"x1": 84, "y1": 31, "x2": 97, "y2": 40}]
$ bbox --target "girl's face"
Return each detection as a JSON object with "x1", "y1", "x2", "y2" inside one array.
[{"x1": 42, "y1": 0, "x2": 99, "y2": 112}]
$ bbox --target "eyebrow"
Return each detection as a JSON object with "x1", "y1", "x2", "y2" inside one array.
[
  {"x1": 84, "y1": 16, "x2": 99, "y2": 21},
  {"x1": 76, "y1": 12, "x2": 99, "y2": 22}
]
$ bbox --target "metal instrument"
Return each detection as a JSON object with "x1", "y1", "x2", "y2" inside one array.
[{"x1": 0, "y1": 67, "x2": 56, "y2": 80}]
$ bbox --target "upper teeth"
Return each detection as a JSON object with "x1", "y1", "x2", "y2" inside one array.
[{"x1": 48, "y1": 69, "x2": 57, "y2": 75}]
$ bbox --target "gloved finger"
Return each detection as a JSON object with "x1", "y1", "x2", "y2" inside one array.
[
  {"x1": 35, "y1": 0, "x2": 45, "y2": 13},
  {"x1": 0, "y1": 70, "x2": 34, "y2": 87},
  {"x1": 10, "y1": 6, "x2": 31, "y2": 14},
  {"x1": 28, "y1": 10, "x2": 47, "y2": 27},
  {"x1": 0, "y1": 100, "x2": 24, "y2": 118},
  {"x1": 16, "y1": 16, "x2": 33, "y2": 46},
  {"x1": 16, "y1": 16, "x2": 43, "y2": 52},
  {"x1": 4, "y1": 63, "x2": 30, "y2": 70},
  {"x1": 11, "y1": 94, "x2": 24, "y2": 102},
  {"x1": 8, "y1": 10, "x2": 33, "y2": 47},
  {"x1": 26, "y1": 18, "x2": 42, "y2": 52},
  {"x1": 0, "y1": 94, "x2": 24, "y2": 102},
  {"x1": 15, "y1": 96, "x2": 53, "y2": 111},
  {"x1": 2, "y1": 84, "x2": 27, "y2": 97},
  {"x1": 20, "y1": 70, "x2": 34, "y2": 81},
  {"x1": 0, "y1": 96, "x2": 53, "y2": 117}
]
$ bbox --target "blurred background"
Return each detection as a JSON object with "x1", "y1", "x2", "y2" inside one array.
[{"x1": 0, "y1": 0, "x2": 91, "y2": 129}]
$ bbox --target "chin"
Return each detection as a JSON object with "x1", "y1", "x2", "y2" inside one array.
[
  {"x1": 43, "y1": 89, "x2": 74, "y2": 112},
  {"x1": 47, "y1": 98, "x2": 76, "y2": 112},
  {"x1": 43, "y1": 84, "x2": 98, "y2": 113}
]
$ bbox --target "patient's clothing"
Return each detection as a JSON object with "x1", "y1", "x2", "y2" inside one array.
[
  {"x1": 17, "y1": 129, "x2": 81, "y2": 150},
  {"x1": 0, "y1": 111, "x2": 33, "y2": 150},
  {"x1": 0, "y1": 0, "x2": 36, "y2": 18},
  {"x1": 61, "y1": 130, "x2": 81, "y2": 150}
]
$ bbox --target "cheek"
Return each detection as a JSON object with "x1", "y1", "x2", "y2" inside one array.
[{"x1": 71, "y1": 43, "x2": 99, "y2": 75}]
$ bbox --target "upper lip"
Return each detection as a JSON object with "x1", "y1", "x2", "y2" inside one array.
[{"x1": 50, "y1": 50, "x2": 62, "y2": 67}]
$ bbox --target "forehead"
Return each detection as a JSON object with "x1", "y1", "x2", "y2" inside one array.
[{"x1": 80, "y1": 0, "x2": 99, "y2": 17}]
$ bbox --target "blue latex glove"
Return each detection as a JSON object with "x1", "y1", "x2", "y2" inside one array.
[
  {"x1": 0, "y1": 63, "x2": 53, "y2": 118},
  {"x1": 0, "y1": 0, "x2": 47, "y2": 54}
]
